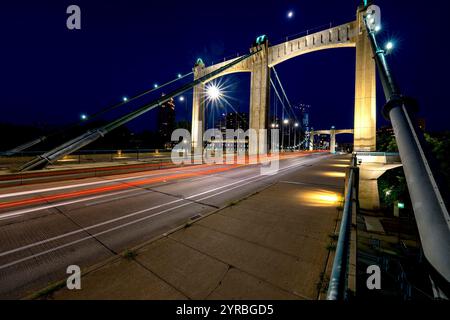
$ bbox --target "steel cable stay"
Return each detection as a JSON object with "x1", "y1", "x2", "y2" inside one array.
[
  {"x1": 272, "y1": 66, "x2": 300, "y2": 125},
  {"x1": 4, "y1": 71, "x2": 193, "y2": 156},
  {"x1": 19, "y1": 49, "x2": 261, "y2": 171}
]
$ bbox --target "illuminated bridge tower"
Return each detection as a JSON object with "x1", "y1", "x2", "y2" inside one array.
[
  {"x1": 191, "y1": 3, "x2": 377, "y2": 154},
  {"x1": 353, "y1": 2, "x2": 377, "y2": 151}
]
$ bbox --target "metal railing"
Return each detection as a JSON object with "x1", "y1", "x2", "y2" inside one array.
[{"x1": 327, "y1": 154, "x2": 359, "y2": 300}]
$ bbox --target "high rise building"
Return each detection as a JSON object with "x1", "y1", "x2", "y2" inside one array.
[
  {"x1": 157, "y1": 95, "x2": 175, "y2": 149},
  {"x1": 225, "y1": 112, "x2": 249, "y2": 131}
]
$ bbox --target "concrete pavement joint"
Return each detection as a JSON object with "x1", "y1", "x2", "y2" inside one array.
[
  {"x1": 52, "y1": 206, "x2": 118, "y2": 257},
  {"x1": 194, "y1": 221, "x2": 311, "y2": 262},
  {"x1": 166, "y1": 232, "x2": 311, "y2": 300}
]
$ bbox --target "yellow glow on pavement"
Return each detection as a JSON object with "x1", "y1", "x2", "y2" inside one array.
[
  {"x1": 331, "y1": 164, "x2": 349, "y2": 168},
  {"x1": 299, "y1": 190, "x2": 341, "y2": 207},
  {"x1": 322, "y1": 171, "x2": 346, "y2": 178}
]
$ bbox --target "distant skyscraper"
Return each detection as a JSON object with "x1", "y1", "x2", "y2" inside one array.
[
  {"x1": 157, "y1": 95, "x2": 175, "y2": 148},
  {"x1": 225, "y1": 112, "x2": 249, "y2": 131}
]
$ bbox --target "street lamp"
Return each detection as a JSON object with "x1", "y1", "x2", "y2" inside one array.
[
  {"x1": 122, "y1": 96, "x2": 128, "y2": 102},
  {"x1": 283, "y1": 119, "x2": 289, "y2": 125},
  {"x1": 385, "y1": 41, "x2": 394, "y2": 51},
  {"x1": 179, "y1": 96, "x2": 185, "y2": 102},
  {"x1": 154, "y1": 83, "x2": 159, "y2": 89},
  {"x1": 80, "y1": 114, "x2": 88, "y2": 121},
  {"x1": 294, "y1": 123, "x2": 299, "y2": 151},
  {"x1": 206, "y1": 84, "x2": 222, "y2": 101}
]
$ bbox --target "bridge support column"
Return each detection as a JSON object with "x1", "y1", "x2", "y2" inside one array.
[
  {"x1": 249, "y1": 41, "x2": 270, "y2": 155},
  {"x1": 330, "y1": 128, "x2": 336, "y2": 154},
  {"x1": 309, "y1": 131, "x2": 314, "y2": 151},
  {"x1": 191, "y1": 60, "x2": 206, "y2": 160},
  {"x1": 354, "y1": 5, "x2": 377, "y2": 152}
]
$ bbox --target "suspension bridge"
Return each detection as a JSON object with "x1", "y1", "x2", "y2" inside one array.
[{"x1": 0, "y1": 1, "x2": 448, "y2": 300}]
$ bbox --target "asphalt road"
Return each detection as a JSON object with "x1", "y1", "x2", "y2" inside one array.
[{"x1": 0, "y1": 152, "x2": 331, "y2": 299}]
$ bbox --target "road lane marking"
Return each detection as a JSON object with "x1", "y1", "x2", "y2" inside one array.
[
  {"x1": 0, "y1": 166, "x2": 241, "y2": 210},
  {"x1": 0, "y1": 164, "x2": 219, "y2": 200},
  {"x1": 0, "y1": 155, "x2": 317, "y2": 218},
  {"x1": 0, "y1": 168, "x2": 243, "y2": 220},
  {"x1": 0, "y1": 152, "x2": 318, "y2": 200},
  {"x1": 0, "y1": 156, "x2": 322, "y2": 268},
  {"x1": 0, "y1": 158, "x2": 318, "y2": 270},
  {"x1": 0, "y1": 189, "x2": 145, "y2": 220}
]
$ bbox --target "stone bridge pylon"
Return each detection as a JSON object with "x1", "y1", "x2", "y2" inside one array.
[{"x1": 191, "y1": 3, "x2": 376, "y2": 153}]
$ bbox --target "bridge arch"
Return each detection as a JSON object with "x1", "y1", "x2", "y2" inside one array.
[
  {"x1": 310, "y1": 129, "x2": 354, "y2": 153},
  {"x1": 192, "y1": 4, "x2": 376, "y2": 153}
]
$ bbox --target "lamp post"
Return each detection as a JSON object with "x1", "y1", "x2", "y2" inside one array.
[
  {"x1": 294, "y1": 123, "x2": 299, "y2": 151},
  {"x1": 283, "y1": 119, "x2": 289, "y2": 151},
  {"x1": 363, "y1": 5, "x2": 450, "y2": 293}
]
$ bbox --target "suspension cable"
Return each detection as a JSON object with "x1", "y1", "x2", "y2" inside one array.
[
  {"x1": 270, "y1": 78, "x2": 295, "y2": 121},
  {"x1": 272, "y1": 67, "x2": 300, "y2": 124},
  {"x1": 5, "y1": 71, "x2": 193, "y2": 156}
]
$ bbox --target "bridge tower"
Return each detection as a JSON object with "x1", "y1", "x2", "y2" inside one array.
[
  {"x1": 354, "y1": 3, "x2": 377, "y2": 151},
  {"x1": 191, "y1": 3, "x2": 378, "y2": 156},
  {"x1": 330, "y1": 127, "x2": 337, "y2": 154},
  {"x1": 191, "y1": 59, "x2": 206, "y2": 156},
  {"x1": 249, "y1": 36, "x2": 270, "y2": 155}
]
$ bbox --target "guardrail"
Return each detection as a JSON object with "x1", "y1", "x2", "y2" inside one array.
[{"x1": 327, "y1": 154, "x2": 359, "y2": 300}]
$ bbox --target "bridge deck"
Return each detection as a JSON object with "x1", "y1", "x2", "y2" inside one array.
[{"x1": 48, "y1": 155, "x2": 351, "y2": 300}]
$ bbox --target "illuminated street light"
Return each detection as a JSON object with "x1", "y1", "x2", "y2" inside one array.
[
  {"x1": 154, "y1": 83, "x2": 159, "y2": 89},
  {"x1": 271, "y1": 123, "x2": 276, "y2": 128},
  {"x1": 177, "y1": 73, "x2": 182, "y2": 78},
  {"x1": 122, "y1": 96, "x2": 128, "y2": 102},
  {"x1": 287, "y1": 11, "x2": 294, "y2": 19},
  {"x1": 385, "y1": 41, "x2": 394, "y2": 51},
  {"x1": 80, "y1": 114, "x2": 88, "y2": 121},
  {"x1": 206, "y1": 84, "x2": 222, "y2": 101},
  {"x1": 283, "y1": 119, "x2": 289, "y2": 125},
  {"x1": 179, "y1": 96, "x2": 185, "y2": 102},
  {"x1": 294, "y1": 123, "x2": 299, "y2": 128}
]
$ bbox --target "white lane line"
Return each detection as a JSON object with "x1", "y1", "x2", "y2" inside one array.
[
  {"x1": 0, "y1": 157, "x2": 317, "y2": 265},
  {"x1": 0, "y1": 157, "x2": 308, "y2": 219},
  {"x1": 0, "y1": 165, "x2": 213, "y2": 200},
  {"x1": 0, "y1": 159, "x2": 312, "y2": 271},
  {"x1": 0, "y1": 189, "x2": 142, "y2": 220},
  {"x1": 0, "y1": 167, "x2": 235, "y2": 220},
  {"x1": 0, "y1": 165, "x2": 276, "y2": 258}
]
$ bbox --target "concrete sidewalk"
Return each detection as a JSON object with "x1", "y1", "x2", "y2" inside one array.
[{"x1": 40, "y1": 155, "x2": 350, "y2": 300}]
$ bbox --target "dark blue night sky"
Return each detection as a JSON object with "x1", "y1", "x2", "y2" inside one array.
[{"x1": 1, "y1": 0, "x2": 449, "y2": 136}]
